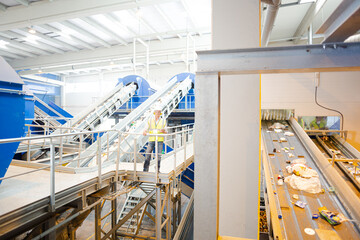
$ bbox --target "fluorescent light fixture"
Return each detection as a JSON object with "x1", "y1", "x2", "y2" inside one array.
[
  {"x1": 28, "y1": 27, "x2": 37, "y2": 34},
  {"x1": 25, "y1": 35, "x2": 40, "y2": 44},
  {"x1": 300, "y1": 0, "x2": 316, "y2": 3},
  {"x1": 0, "y1": 40, "x2": 9, "y2": 48}
]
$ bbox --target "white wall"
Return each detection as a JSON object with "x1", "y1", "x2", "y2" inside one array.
[
  {"x1": 261, "y1": 71, "x2": 360, "y2": 150},
  {"x1": 63, "y1": 63, "x2": 192, "y2": 114}
]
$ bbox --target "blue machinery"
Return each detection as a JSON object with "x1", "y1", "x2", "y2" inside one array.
[{"x1": 0, "y1": 58, "x2": 25, "y2": 184}]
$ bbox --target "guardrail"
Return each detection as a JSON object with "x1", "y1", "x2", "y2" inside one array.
[{"x1": 0, "y1": 123, "x2": 194, "y2": 212}]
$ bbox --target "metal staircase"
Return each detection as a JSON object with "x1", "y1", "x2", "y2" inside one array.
[{"x1": 118, "y1": 189, "x2": 147, "y2": 236}]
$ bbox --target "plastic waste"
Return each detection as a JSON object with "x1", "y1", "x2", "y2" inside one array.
[{"x1": 285, "y1": 175, "x2": 322, "y2": 194}]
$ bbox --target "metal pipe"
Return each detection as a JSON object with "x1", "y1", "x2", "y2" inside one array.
[
  {"x1": 97, "y1": 137, "x2": 102, "y2": 187},
  {"x1": 308, "y1": 23, "x2": 313, "y2": 44},
  {"x1": 261, "y1": 0, "x2": 281, "y2": 47},
  {"x1": 50, "y1": 139, "x2": 55, "y2": 212}
]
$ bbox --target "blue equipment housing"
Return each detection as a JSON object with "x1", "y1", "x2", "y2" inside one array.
[{"x1": 0, "y1": 58, "x2": 26, "y2": 184}]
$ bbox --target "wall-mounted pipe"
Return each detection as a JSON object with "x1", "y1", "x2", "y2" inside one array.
[{"x1": 261, "y1": 0, "x2": 281, "y2": 47}]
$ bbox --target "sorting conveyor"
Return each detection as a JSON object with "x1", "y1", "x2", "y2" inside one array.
[
  {"x1": 262, "y1": 118, "x2": 360, "y2": 240},
  {"x1": 68, "y1": 76, "x2": 193, "y2": 169},
  {"x1": 310, "y1": 133, "x2": 360, "y2": 194}
]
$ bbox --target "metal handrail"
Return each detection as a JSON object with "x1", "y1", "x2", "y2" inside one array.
[{"x1": 0, "y1": 124, "x2": 194, "y2": 213}]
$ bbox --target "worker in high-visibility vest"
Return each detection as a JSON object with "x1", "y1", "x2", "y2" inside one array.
[{"x1": 142, "y1": 108, "x2": 167, "y2": 172}]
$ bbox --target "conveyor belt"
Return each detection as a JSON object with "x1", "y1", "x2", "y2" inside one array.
[
  {"x1": 311, "y1": 135, "x2": 360, "y2": 194},
  {"x1": 262, "y1": 120, "x2": 360, "y2": 240}
]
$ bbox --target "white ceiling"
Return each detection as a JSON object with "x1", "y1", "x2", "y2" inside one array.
[
  {"x1": 0, "y1": 0, "x2": 211, "y2": 76},
  {"x1": 0, "y1": 0, "x2": 351, "y2": 77}
]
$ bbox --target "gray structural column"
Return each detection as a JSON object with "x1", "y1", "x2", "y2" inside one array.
[
  {"x1": 194, "y1": 73, "x2": 219, "y2": 240},
  {"x1": 195, "y1": 0, "x2": 260, "y2": 239}
]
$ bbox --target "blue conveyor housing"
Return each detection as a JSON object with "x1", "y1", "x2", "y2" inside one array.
[{"x1": 0, "y1": 57, "x2": 25, "y2": 184}]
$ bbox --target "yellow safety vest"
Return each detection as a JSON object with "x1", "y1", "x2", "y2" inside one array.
[{"x1": 148, "y1": 117, "x2": 166, "y2": 142}]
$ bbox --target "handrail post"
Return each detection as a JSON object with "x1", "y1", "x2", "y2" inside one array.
[
  {"x1": 155, "y1": 135, "x2": 159, "y2": 183},
  {"x1": 59, "y1": 129, "x2": 63, "y2": 164},
  {"x1": 183, "y1": 131, "x2": 186, "y2": 164},
  {"x1": 174, "y1": 134, "x2": 177, "y2": 183},
  {"x1": 97, "y1": 136, "x2": 102, "y2": 188},
  {"x1": 78, "y1": 134, "x2": 83, "y2": 168},
  {"x1": 116, "y1": 132, "x2": 121, "y2": 182},
  {"x1": 107, "y1": 133, "x2": 110, "y2": 162},
  {"x1": 50, "y1": 138, "x2": 55, "y2": 212},
  {"x1": 134, "y1": 138, "x2": 137, "y2": 180},
  {"x1": 27, "y1": 129, "x2": 31, "y2": 163}
]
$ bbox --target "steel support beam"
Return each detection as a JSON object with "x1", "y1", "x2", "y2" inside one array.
[
  {"x1": 317, "y1": 0, "x2": 360, "y2": 43},
  {"x1": 0, "y1": 0, "x2": 178, "y2": 32},
  {"x1": 60, "y1": 21, "x2": 111, "y2": 48},
  {"x1": 293, "y1": 0, "x2": 327, "y2": 44},
  {"x1": 197, "y1": 43, "x2": 360, "y2": 74},
  {"x1": 81, "y1": 17, "x2": 128, "y2": 45},
  {"x1": 40, "y1": 24, "x2": 96, "y2": 50},
  {"x1": 10, "y1": 34, "x2": 210, "y2": 71}
]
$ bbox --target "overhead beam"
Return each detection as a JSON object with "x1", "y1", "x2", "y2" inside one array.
[
  {"x1": 0, "y1": 34, "x2": 51, "y2": 55},
  {"x1": 0, "y1": 45, "x2": 38, "y2": 58},
  {"x1": 5, "y1": 31, "x2": 65, "y2": 54},
  {"x1": 17, "y1": 53, "x2": 187, "y2": 75},
  {"x1": 129, "y1": 10, "x2": 163, "y2": 41},
  {"x1": 15, "y1": 0, "x2": 30, "y2": 6},
  {"x1": 19, "y1": 28, "x2": 80, "y2": 52},
  {"x1": 40, "y1": 24, "x2": 96, "y2": 50},
  {"x1": 317, "y1": 0, "x2": 360, "y2": 43},
  {"x1": 197, "y1": 42, "x2": 360, "y2": 74},
  {"x1": 0, "y1": 0, "x2": 177, "y2": 32},
  {"x1": 180, "y1": 0, "x2": 197, "y2": 28},
  {"x1": 104, "y1": 13, "x2": 137, "y2": 36},
  {"x1": 81, "y1": 17, "x2": 128, "y2": 45},
  {"x1": 9, "y1": 32, "x2": 211, "y2": 70},
  {"x1": 0, "y1": 49, "x2": 23, "y2": 60},
  {"x1": 293, "y1": 0, "x2": 328, "y2": 44},
  {"x1": 61, "y1": 21, "x2": 112, "y2": 48}
]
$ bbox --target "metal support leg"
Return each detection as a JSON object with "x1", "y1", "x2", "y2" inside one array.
[
  {"x1": 95, "y1": 203, "x2": 101, "y2": 240},
  {"x1": 177, "y1": 193, "x2": 181, "y2": 225},
  {"x1": 97, "y1": 137, "x2": 102, "y2": 188},
  {"x1": 50, "y1": 139, "x2": 55, "y2": 212},
  {"x1": 44, "y1": 215, "x2": 56, "y2": 240},
  {"x1": 111, "y1": 183, "x2": 117, "y2": 240},
  {"x1": 166, "y1": 186, "x2": 171, "y2": 240},
  {"x1": 156, "y1": 186, "x2": 162, "y2": 240}
]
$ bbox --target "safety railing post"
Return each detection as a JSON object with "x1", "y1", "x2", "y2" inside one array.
[
  {"x1": 50, "y1": 138, "x2": 55, "y2": 212},
  {"x1": 97, "y1": 136, "x2": 102, "y2": 188},
  {"x1": 116, "y1": 133, "x2": 121, "y2": 182},
  {"x1": 174, "y1": 134, "x2": 177, "y2": 182},
  {"x1": 27, "y1": 129, "x2": 31, "y2": 163},
  {"x1": 155, "y1": 134, "x2": 159, "y2": 182},
  {"x1": 134, "y1": 138, "x2": 137, "y2": 180},
  {"x1": 78, "y1": 134, "x2": 83, "y2": 168},
  {"x1": 107, "y1": 133, "x2": 110, "y2": 162},
  {"x1": 59, "y1": 129, "x2": 63, "y2": 164},
  {"x1": 183, "y1": 131, "x2": 186, "y2": 164}
]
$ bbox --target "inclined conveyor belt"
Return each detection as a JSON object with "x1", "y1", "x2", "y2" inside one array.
[{"x1": 262, "y1": 120, "x2": 360, "y2": 240}]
